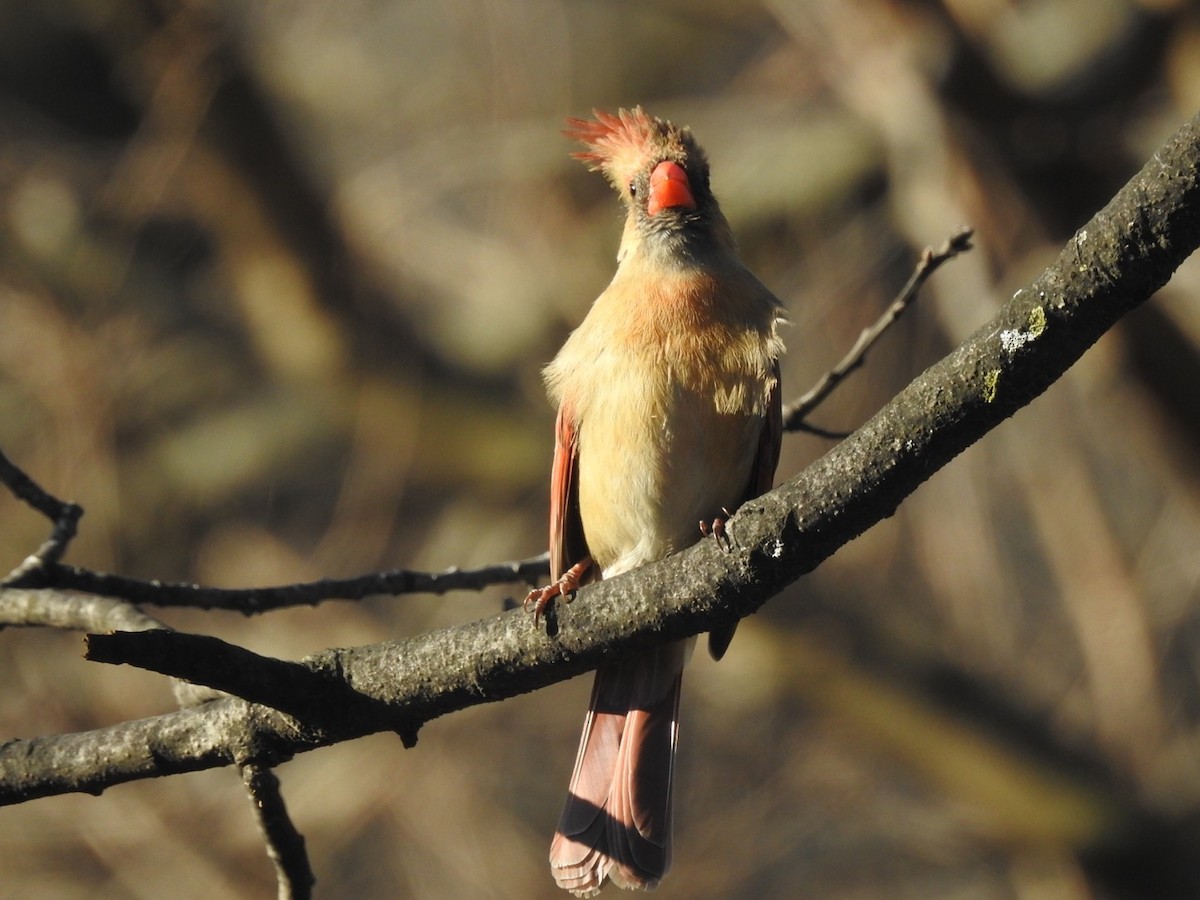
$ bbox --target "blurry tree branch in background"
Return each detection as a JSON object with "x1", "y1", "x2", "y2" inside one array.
[{"x1": 1, "y1": 108, "x2": 1199, "y2": 895}]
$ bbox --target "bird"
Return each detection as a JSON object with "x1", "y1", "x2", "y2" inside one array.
[{"x1": 526, "y1": 107, "x2": 785, "y2": 895}]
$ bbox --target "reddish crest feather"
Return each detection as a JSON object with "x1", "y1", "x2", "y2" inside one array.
[{"x1": 563, "y1": 106, "x2": 674, "y2": 193}]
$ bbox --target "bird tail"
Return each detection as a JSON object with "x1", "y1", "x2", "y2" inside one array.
[{"x1": 549, "y1": 640, "x2": 688, "y2": 895}]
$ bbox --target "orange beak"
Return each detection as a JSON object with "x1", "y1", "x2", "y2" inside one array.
[{"x1": 647, "y1": 160, "x2": 696, "y2": 216}]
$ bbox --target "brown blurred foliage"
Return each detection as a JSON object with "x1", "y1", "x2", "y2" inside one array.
[{"x1": 2, "y1": 0, "x2": 1200, "y2": 897}]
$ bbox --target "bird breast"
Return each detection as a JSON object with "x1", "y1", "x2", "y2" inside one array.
[{"x1": 545, "y1": 262, "x2": 782, "y2": 577}]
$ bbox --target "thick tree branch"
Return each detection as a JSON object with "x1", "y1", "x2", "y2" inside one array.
[
  {"x1": 84, "y1": 630, "x2": 412, "y2": 742},
  {"x1": 2, "y1": 110, "x2": 1199, "y2": 807}
]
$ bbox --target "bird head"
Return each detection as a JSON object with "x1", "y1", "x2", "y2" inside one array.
[{"x1": 564, "y1": 107, "x2": 732, "y2": 260}]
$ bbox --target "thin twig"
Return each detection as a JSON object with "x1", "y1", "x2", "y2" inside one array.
[
  {"x1": 783, "y1": 226, "x2": 974, "y2": 432},
  {"x1": 33, "y1": 553, "x2": 551, "y2": 614},
  {"x1": 0, "y1": 444, "x2": 549, "y2": 615},
  {"x1": 0, "y1": 449, "x2": 83, "y2": 584},
  {"x1": 241, "y1": 764, "x2": 315, "y2": 900},
  {"x1": 0, "y1": 451, "x2": 164, "y2": 632}
]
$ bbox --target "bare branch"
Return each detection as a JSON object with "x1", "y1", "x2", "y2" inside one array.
[
  {"x1": 22, "y1": 553, "x2": 551, "y2": 614},
  {"x1": 0, "y1": 449, "x2": 83, "y2": 584},
  {"x1": 783, "y1": 225, "x2": 975, "y2": 432},
  {"x1": 241, "y1": 764, "x2": 315, "y2": 900},
  {"x1": 0, "y1": 696, "x2": 304, "y2": 803},
  {"x1": 0, "y1": 441, "x2": 547, "y2": 617},
  {"x1": 84, "y1": 630, "x2": 410, "y2": 742},
  {"x1": 0, "y1": 455, "x2": 319, "y2": 897},
  {"x1": 0, "y1": 587, "x2": 167, "y2": 632}
]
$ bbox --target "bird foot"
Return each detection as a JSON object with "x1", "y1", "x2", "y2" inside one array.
[
  {"x1": 699, "y1": 509, "x2": 735, "y2": 551},
  {"x1": 524, "y1": 558, "x2": 592, "y2": 626}
]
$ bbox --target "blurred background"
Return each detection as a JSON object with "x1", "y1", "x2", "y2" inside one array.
[{"x1": 0, "y1": 0, "x2": 1199, "y2": 897}]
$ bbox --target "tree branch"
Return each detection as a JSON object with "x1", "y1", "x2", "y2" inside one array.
[
  {"x1": 241, "y1": 764, "x2": 315, "y2": 900},
  {"x1": 10, "y1": 554, "x2": 551, "y2": 615},
  {"x1": 0, "y1": 454, "x2": 322, "y2": 897},
  {"x1": 782, "y1": 225, "x2": 975, "y2": 432},
  {"x1": 4, "y1": 109, "x2": 1196, "y2": 806},
  {"x1": 0, "y1": 587, "x2": 167, "y2": 632},
  {"x1": 0, "y1": 449, "x2": 83, "y2": 584},
  {"x1": 84, "y1": 630, "x2": 412, "y2": 742}
]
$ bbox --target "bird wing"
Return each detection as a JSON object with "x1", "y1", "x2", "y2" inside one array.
[
  {"x1": 549, "y1": 403, "x2": 590, "y2": 582},
  {"x1": 707, "y1": 361, "x2": 783, "y2": 661},
  {"x1": 751, "y1": 359, "x2": 785, "y2": 499}
]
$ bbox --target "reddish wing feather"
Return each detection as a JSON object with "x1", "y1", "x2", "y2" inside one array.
[{"x1": 549, "y1": 404, "x2": 589, "y2": 582}]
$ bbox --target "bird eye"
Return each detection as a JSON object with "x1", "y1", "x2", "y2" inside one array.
[{"x1": 628, "y1": 181, "x2": 637, "y2": 197}]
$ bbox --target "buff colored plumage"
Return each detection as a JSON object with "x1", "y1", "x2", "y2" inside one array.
[{"x1": 529, "y1": 108, "x2": 785, "y2": 895}]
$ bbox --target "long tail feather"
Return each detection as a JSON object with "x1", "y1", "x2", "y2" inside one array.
[{"x1": 550, "y1": 641, "x2": 688, "y2": 895}]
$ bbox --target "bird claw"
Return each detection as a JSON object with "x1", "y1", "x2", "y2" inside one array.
[
  {"x1": 523, "y1": 584, "x2": 564, "y2": 626},
  {"x1": 524, "y1": 558, "x2": 591, "y2": 626},
  {"x1": 699, "y1": 509, "x2": 735, "y2": 551}
]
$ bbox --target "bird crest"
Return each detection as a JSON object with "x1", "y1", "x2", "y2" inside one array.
[{"x1": 564, "y1": 107, "x2": 700, "y2": 197}]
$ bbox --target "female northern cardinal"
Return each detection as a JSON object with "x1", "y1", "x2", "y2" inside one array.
[{"x1": 527, "y1": 107, "x2": 785, "y2": 895}]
